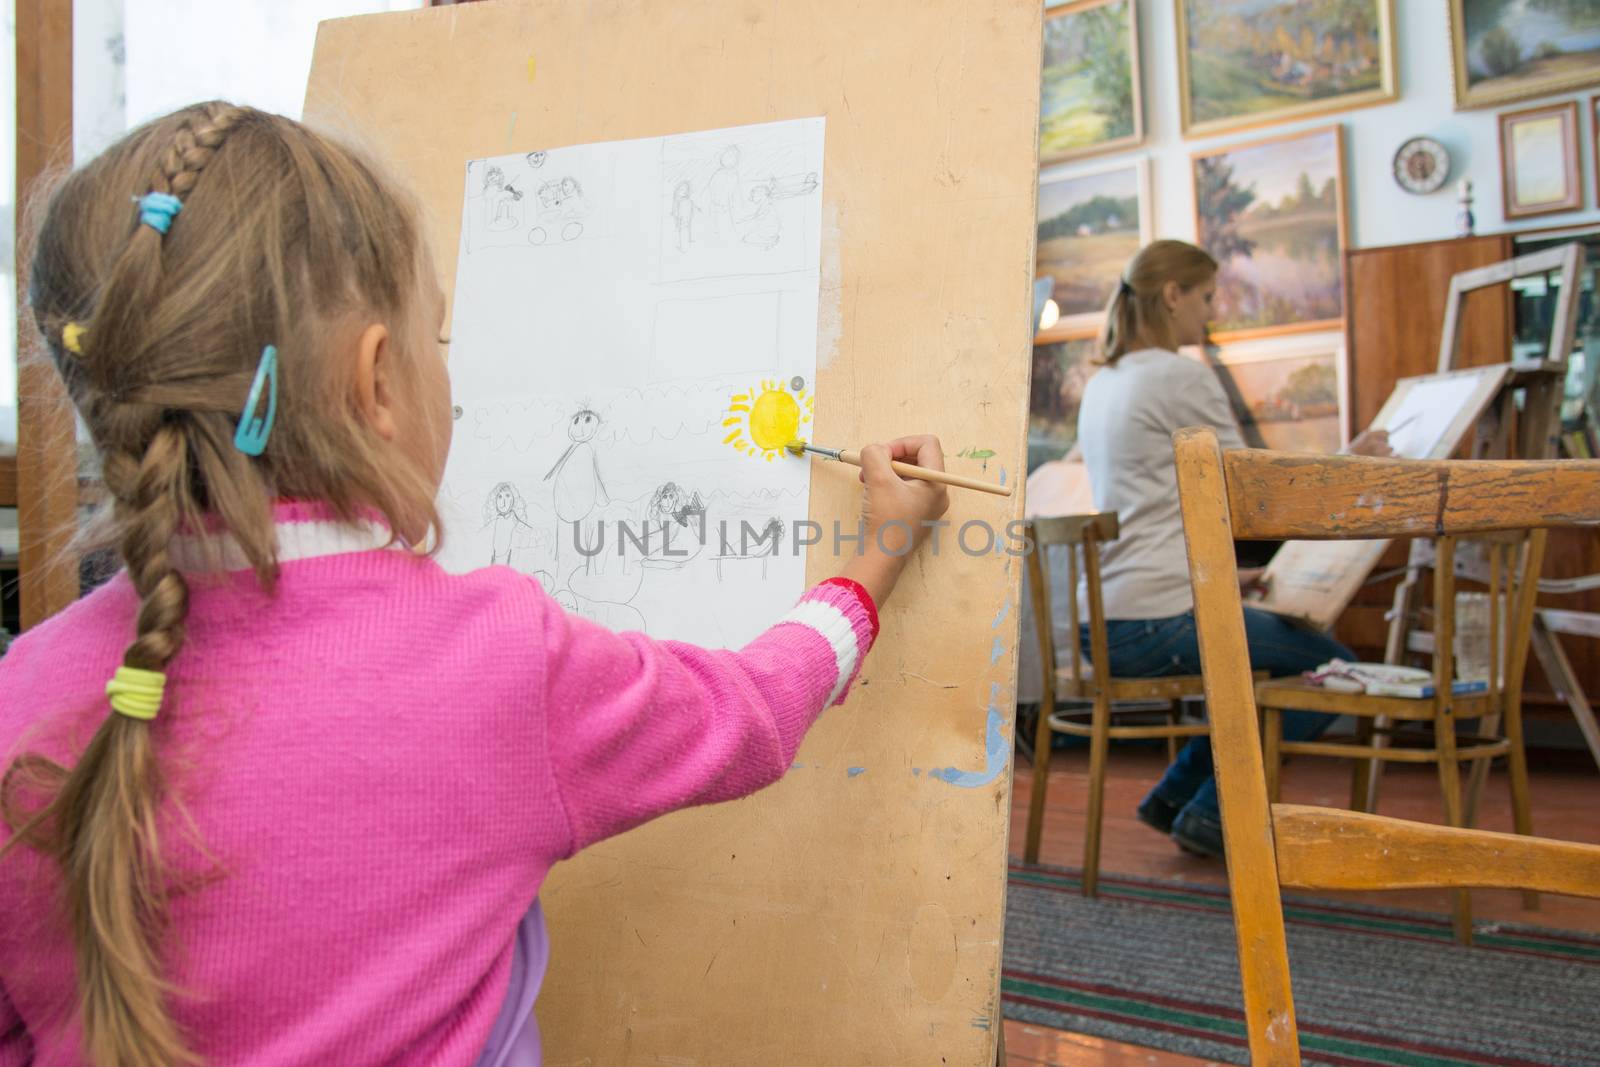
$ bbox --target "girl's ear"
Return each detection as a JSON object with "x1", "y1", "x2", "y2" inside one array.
[
  {"x1": 1161, "y1": 280, "x2": 1182, "y2": 314},
  {"x1": 352, "y1": 322, "x2": 399, "y2": 441}
]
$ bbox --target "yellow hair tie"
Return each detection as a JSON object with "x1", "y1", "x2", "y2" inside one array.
[
  {"x1": 62, "y1": 322, "x2": 86, "y2": 355},
  {"x1": 106, "y1": 666, "x2": 165, "y2": 722}
]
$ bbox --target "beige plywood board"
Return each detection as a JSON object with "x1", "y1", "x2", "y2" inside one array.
[{"x1": 306, "y1": 3, "x2": 1040, "y2": 1063}]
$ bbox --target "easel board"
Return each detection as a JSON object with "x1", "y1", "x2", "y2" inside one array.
[
  {"x1": 305, "y1": 3, "x2": 1041, "y2": 1064},
  {"x1": 1251, "y1": 364, "x2": 1510, "y2": 630}
]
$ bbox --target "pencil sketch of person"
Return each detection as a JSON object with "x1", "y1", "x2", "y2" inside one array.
[
  {"x1": 741, "y1": 172, "x2": 818, "y2": 250},
  {"x1": 544, "y1": 409, "x2": 609, "y2": 566},
  {"x1": 706, "y1": 145, "x2": 744, "y2": 241},
  {"x1": 670, "y1": 180, "x2": 699, "y2": 252},
  {"x1": 557, "y1": 176, "x2": 592, "y2": 241},
  {"x1": 483, "y1": 166, "x2": 520, "y2": 232},
  {"x1": 482, "y1": 481, "x2": 537, "y2": 567},
  {"x1": 637, "y1": 482, "x2": 706, "y2": 570}
]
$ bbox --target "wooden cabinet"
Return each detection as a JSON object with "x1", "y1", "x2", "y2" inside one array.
[{"x1": 1344, "y1": 234, "x2": 1513, "y2": 430}]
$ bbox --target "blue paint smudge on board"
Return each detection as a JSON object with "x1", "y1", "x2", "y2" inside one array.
[
  {"x1": 999, "y1": 467, "x2": 1008, "y2": 487},
  {"x1": 992, "y1": 599, "x2": 1010, "y2": 628},
  {"x1": 990, "y1": 636, "x2": 1004, "y2": 664},
  {"x1": 911, "y1": 768, "x2": 922, "y2": 776},
  {"x1": 929, "y1": 683, "x2": 1009, "y2": 788},
  {"x1": 847, "y1": 767, "x2": 867, "y2": 777}
]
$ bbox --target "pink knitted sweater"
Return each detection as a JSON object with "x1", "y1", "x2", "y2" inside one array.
[{"x1": 0, "y1": 503, "x2": 877, "y2": 1065}]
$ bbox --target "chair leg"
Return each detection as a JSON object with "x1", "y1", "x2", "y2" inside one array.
[
  {"x1": 1263, "y1": 707, "x2": 1283, "y2": 805},
  {"x1": 1434, "y1": 712, "x2": 1473, "y2": 945},
  {"x1": 1350, "y1": 717, "x2": 1376, "y2": 812},
  {"x1": 1023, "y1": 701, "x2": 1055, "y2": 864},
  {"x1": 1504, "y1": 692, "x2": 1540, "y2": 911},
  {"x1": 1463, "y1": 711, "x2": 1501, "y2": 828},
  {"x1": 1082, "y1": 692, "x2": 1113, "y2": 898},
  {"x1": 1165, "y1": 701, "x2": 1180, "y2": 764}
]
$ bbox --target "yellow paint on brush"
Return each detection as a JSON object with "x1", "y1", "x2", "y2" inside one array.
[{"x1": 722, "y1": 379, "x2": 813, "y2": 460}]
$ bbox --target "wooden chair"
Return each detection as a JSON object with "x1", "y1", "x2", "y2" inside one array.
[
  {"x1": 1174, "y1": 428, "x2": 1600, "y2": 1065},
  {"x1": 1021, "y1": 514, "x2": 1210, "y2": 897},
  {"x1": 1254, "y1": 530, "x2": 1542, "y2": 942}
]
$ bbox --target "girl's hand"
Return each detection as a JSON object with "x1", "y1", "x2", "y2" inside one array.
[
  {"x1": 842, "y1": 435, "x2": 950, "y2": 607},
  {"x1": 858, "y1": 435, "x2": 950, "y2": 551},
  {"x1": 1346, "y1": 429, "x2": 1395, "y2": 457}
]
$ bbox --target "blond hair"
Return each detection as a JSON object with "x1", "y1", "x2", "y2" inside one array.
[
  {"x1": 2, "y1": 102, "x2": 444, "y2": 1066},
  {"x1": 1099, "y1": 239, "x2": 1218, "y2": 364}
]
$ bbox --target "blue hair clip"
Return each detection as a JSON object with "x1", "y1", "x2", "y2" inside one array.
[
  {"x1": 135, "y1": 191, "x2": 184, "y2": 235},
  {"x1": 234, "y1": 345, "x2": 278, "y2": 457}
]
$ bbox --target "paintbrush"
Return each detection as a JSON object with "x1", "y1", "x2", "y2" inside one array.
[{"x1": 784, "y1": 440, "x2": 1013, "y2": 497}]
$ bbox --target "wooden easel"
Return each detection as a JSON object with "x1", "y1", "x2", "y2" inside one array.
[
  {"x1": 305, "y1": 4, "x2": 1039, "y2": 1063},
  {"x1": 1365, "y1": 244, "x2": 1588, "y2": 816},
  {"x1": 14, "y1": 0, "x2": 80, "y2": 631}
]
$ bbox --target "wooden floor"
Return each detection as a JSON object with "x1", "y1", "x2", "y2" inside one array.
[{"x1": 1000, "y1": 742, "x2": 1600, "y2": 1066}]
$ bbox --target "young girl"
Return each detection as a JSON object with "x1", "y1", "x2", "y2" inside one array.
[
  {"x1": 1075, "y1": 239, "x2": 1379, "y2": 859},
  {"x1": 0, "y1": 102, "x2": 948, "y2": 1066}
]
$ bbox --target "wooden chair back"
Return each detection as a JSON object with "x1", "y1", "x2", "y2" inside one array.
[
  {"x1": 1023, "y1": 513, "x2": 1120, "y2": 712},
  {"x1": 1173, "y1": 428, "x2": 1600, "y2": 1065}
]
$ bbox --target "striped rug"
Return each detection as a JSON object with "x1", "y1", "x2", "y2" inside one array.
[{"x1": 1003, "y1": 862, "x2": 1600, "y2": 1066}]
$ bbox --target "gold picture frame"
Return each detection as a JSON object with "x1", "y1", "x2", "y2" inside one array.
[
  {"x1": 1498, "y1": 100, "x2": 1583, "y2": 220},
  {"x1": 1174, "y1": 0, "x2": 1397, "y2": 139},
  {"x1": 1040, "y1": 0, "x2": 1145, "y2": 166},
  {"x1": 1449, "y1": 1, "x2": 1600, "y2": 110},
  {"x1": 1035, "y1": 157, "x2": 1153, "y2": 342}
]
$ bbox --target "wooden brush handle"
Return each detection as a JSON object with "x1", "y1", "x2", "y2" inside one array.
[{"x1": 836, "y1": 449, "x2": 1013, "y2": 497}]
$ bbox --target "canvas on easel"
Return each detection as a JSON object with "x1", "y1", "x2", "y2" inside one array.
[{"x1": 1248, "y1": 364, "x2": 1510, "y2": 631}]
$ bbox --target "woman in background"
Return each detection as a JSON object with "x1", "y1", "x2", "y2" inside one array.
[{"x1": 1075, "y1": 239, "x2": 1387, "y2": 858}]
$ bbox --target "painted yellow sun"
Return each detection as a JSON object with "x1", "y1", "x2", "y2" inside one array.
[{"x1": 723, "y1": 378, "x2": 814, "y2": 461}]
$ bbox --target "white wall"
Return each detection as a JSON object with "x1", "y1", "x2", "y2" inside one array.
[
  {"x1": 1061, "y1": 0, "x2": 1600, "y2": 255},
  {"x1": 1, "y1": 0, "x2": 427, "y2": 447}
]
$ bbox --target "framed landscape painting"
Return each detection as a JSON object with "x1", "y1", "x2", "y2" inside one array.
[
  {"x1": 1175, "y1": 0, "x2": 1396, "y2": 138},
  {"x1": 1209, "y1": 341, "x2": 1348, "y2": 453},
  {"x1": 1192, "y1": 124, "x2": 1348, "y2": 341},
  {"x1": 1449, "y1": 0, "x2": 1600, "y2": 110},
  {"x1": 1036, "y1": 159, "x2": 1152, "y2": 339},
  {"x1": 1040, "y1": 0, "x2": 1143, "y2": 165}
]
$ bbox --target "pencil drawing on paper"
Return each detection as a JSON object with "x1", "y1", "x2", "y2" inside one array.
[
  {"x1": 442, "y1": 117, "x2": 826, "y2": 647},
  {"x1": 529, "y1": 176, "x2": 593, "y2": 245},
  {"x1": 660, "y1": 124, "x2": 823, "y2": 282},
  {"x1": 482, "y1": 480, "x2": 543, "y2": 566},
  {"x1": 463, "y1": 148, "x2": 610, "y2": 254},
  {"x1": 544, "y1": 409, "x2": 609, "y2": 565}
]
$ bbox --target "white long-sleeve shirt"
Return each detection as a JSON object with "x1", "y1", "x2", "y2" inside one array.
[{"x1": 1076, "y1": 347, "x2": 1245, "y2": 620}]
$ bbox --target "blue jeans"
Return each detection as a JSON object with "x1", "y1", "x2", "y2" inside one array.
[{"x1": 1082, "y1": 608, "x2": 1352, "y2": 829}]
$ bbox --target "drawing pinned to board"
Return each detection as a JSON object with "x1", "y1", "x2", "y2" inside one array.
[
  {"x1": 442, "y1": 117, "x2": 825, "y2": 648},
  {"x1": 661, "y1": 125, "x2": 823, "y2": 282},
  {"x1": 723, "y1": 378, "x2": 814, "y2": 460}
]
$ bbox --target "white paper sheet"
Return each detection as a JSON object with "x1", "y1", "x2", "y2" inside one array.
[
  {"x1": 1378, "y1": 374, "x2": 1482, "y2": 459},
  {"x1": 438, "y1": 118, "x2": 826, "y2": 648}
]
